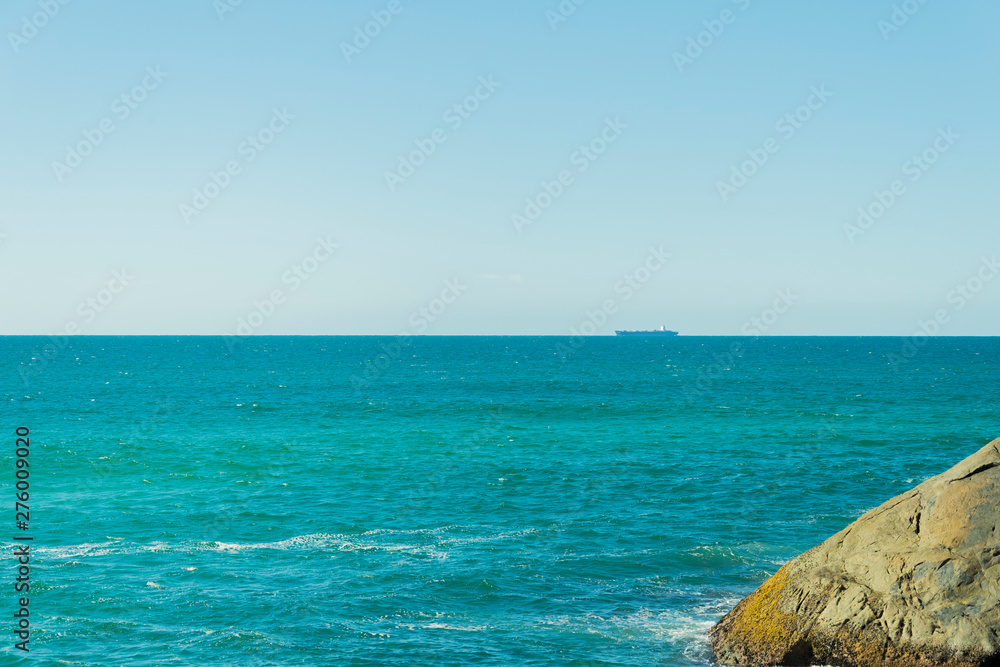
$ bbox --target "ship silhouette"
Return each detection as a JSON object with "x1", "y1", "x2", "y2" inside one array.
[{"x1": 614, "y1": 326, "x2": 678, "y2": 336}]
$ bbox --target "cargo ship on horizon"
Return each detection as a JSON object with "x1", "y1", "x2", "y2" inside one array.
[{"x1": 614, "y1": 326, "x2": 678, "y2": 337}]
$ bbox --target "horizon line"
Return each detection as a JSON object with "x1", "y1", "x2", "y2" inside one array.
[{"x1": 2, "y1": 334, "x2": 998, "y2": 338}]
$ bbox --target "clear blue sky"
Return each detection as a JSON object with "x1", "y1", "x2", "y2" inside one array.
[{"x1": 1, "y1": 0, "x2": 997, "y2": 335}]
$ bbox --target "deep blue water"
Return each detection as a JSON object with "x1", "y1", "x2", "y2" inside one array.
[{"x1": 2, "y1": 336, "x2": 998, "y2": 665}]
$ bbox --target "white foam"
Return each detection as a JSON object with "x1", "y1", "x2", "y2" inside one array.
[
  {"x1": 420, "y1": 623, "x2": 486, "y2": 632},
  {"x1": 39, "y1": 541, "x2": 173, "y2": 559},
  {"x1": 39, "y1": 532, "x2": 455, "y2": 561}
]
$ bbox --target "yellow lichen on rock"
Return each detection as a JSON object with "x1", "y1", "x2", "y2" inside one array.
[
  {"x1": 710, "y1": 438, "x2": 1000, "y2": 667},
  {"x1": 733, "y1": 567, "x2": 796, "y2": 646},
  {"x1": 711, "y1": 565, "x2": 809, "y2": 664}
]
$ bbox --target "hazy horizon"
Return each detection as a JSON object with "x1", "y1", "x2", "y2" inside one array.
[{"x1": 2, "y1": 1, "x2": 997, "y2": 336}]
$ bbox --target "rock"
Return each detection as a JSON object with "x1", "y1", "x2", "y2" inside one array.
[{"x1": 710, "y1": 438, "x2": 1000, "y2": 667}]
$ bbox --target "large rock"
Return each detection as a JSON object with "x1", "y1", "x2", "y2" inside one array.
[{"x1": 710, "y1": 438, "x2": 1000, "y2": 667}]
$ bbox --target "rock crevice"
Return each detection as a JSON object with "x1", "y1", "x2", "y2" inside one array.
[{"x1": 711, "y1": 438, "x2": 1000, "y2": 667}]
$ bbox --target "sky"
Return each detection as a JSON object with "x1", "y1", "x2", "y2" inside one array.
[{"x1": 1, "y1": 0, "x2": 998, "y2": 336}]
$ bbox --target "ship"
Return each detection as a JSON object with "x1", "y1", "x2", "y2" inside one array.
[{"x1": 614, "y1": 326, "x2": 678, "y2": 337}]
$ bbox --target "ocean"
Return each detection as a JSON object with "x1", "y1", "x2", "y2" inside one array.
[{"x1": 3, "y1": 336, "x2": 998, "y2": 665}]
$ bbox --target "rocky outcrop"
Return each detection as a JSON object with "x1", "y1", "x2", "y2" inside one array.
[{"x1": 711, "y1": 438, "x2": 1000, "y2": 667}]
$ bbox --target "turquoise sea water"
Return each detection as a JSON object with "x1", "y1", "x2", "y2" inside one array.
[{"x1": 3, "y1": 336, "x2": 999, "y2": 665}]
